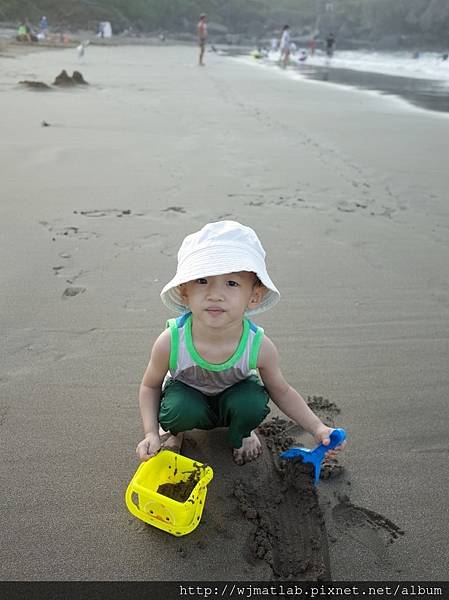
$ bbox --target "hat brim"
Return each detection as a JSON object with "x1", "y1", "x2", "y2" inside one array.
[{"x1": 160, "y1": 244, "x2": 280, "y2": 316}]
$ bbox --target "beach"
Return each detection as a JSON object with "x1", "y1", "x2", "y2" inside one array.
[{"x1": 1, "y1": 43, "x2": 448, "y2": 582}]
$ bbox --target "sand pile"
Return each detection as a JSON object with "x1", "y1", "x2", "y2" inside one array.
[{"x1": 19, "y1": 70, "x2": 88, "y2": 90}]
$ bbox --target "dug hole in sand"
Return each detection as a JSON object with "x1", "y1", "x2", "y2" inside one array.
[{"x1": 151, "y1": 397, "x2": 404, "y2": 581}]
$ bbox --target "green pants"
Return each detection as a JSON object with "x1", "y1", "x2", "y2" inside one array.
[{"x1": 159, "y1": 376, "x2": 270, "y2": 449}]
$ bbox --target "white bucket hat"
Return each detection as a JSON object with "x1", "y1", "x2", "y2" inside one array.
[{"x1": 160, "y1": 220, "x2": 280, "y2": 316}]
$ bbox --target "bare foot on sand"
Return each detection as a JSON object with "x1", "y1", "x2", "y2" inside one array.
[
  {"x1": 233, "y1": 430, "x2": 262, "y2": 465},
  {"x1": 159, "y1": 426, "x2": 183, "y2": 453}
]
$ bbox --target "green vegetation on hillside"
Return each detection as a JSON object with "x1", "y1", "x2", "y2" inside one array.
[{"x1": 2, "y1": 0, "x2": 449, "y2": 47}]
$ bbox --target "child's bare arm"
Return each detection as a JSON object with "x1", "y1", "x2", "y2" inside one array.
[
  {"x1": 136, "y1": 329, "x2": 170, "y2": 460},
  {"x1": 258, "y1": 336, "x2": 339, "y2": 449}
]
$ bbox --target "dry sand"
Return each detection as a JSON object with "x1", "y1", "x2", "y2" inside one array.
[{"x1": 1, "y1": 43, "x2": 448, "y2": 581}]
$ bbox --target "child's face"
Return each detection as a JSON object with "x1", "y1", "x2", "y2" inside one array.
[{"x1": 180, "y1": 272, "x2": 264, "y2": 327}]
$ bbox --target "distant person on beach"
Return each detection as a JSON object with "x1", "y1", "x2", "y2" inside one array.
[
  {"x1": 279, "y1": 25, "x2": 291, "y2": 68},
  {"x1": 442, "y1": 53, "x2": 448, "y2": 61},
  {"x1": 77, "y1": 40, "x2": 89, "y2": 61},
  {"x1": 308, "y1": 36, "x2": 317, "y2": 56},
  {"x1": 326, "y1": 33, "x2": 335, "y2": 57},
  {"x1": 77, "y1": 43, "x2": 85, "y2": 60},
  {"x1": 17, "y1": 23, "x2": 31, "y2": 42},
  {"x1": 197, "y1": 13, "x2": 208, "y2": 66},
  {"x1": 135, "y1": 221, "x2": 346, "y2": 465},
  {"x1": 17, "y1": 20, "x2": 37, "y2": 43},
  {"x1": 39, "y1": 16, "x2": 48, "y2": 35}
]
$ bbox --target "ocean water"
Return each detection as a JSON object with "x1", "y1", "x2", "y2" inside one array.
[
  {"x1": 231, "y1": 49, "x2": 449, "y2": 114},
  {"x1": 293, "y1": 49, "x2": 449, "y2": 82}
]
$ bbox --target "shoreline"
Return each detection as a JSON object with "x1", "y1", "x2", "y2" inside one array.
[
  {"x1": 5, "y1": 38, "x2": 449, "y2": 118},
  {"x1": 298, "y1": 63, "x2": 449, "y2": 115},
  {"x1": 227, "y1": 51, "x2": 449, "y2": 116}
]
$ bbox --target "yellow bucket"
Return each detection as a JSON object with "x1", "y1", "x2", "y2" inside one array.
[{"x1": 125, "y1": 450, "x2": 214, "y2": 536}]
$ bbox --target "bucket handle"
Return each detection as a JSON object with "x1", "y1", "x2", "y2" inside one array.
[{"x1": 125, "y1": 484, "x2": 177, "y2": 525}]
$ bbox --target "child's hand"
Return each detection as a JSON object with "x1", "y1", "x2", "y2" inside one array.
[
  {"x1": 313, "y1": 424, "x2": 346, "y2": 459},
  {"x1": 136, "y1": 432, "x2": 161, "y2": 461}
]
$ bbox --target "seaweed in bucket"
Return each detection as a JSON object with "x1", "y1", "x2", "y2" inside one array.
[{"x1": 157, "y1": 457, "x2": 207, "y2": 503}]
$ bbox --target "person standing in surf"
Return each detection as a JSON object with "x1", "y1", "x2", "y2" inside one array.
[
  {"x1": 279, "y1": 25, "x2": 291, "y2": 68},
  {"x1": 326, "y1": 33, "x2": 336, "y2": 58},
  {"x1": 197, "y1": 13, "x2": 208, "y2": 66}
]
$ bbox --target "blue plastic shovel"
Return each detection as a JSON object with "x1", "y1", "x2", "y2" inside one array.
[{"x1": 280, "y1": 428, "x2": 347, "y2": 484}]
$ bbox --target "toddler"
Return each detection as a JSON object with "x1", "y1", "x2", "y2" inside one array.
[{"x1": 136, "y1": 221, "x2": 344, "y2": 465}]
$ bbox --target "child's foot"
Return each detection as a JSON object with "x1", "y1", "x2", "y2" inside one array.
[
  {"x1": 233, "y1": 431, "x2": 262, "y2": 465},
  {"x1": 159, "y1": 426, "x2": 184, "y2": 453},
  {"x1": 163, "y1": 432, "x2": 183, "y2": 453}
]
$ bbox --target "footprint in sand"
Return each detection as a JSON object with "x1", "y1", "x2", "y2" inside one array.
[
  {"x1": 244, "y1": 196, "x2": 307, "y2": 210},
  {"x1": 74, "y1": 209, "x2": 133, "y2": 218},
  {"x1": 331, "y1": 494, "x2": 404, "y2": 559},
  {"x1": 62, "y1": 286, "x2": 86, "y2": 299},
  {"x1": 337, "y1": 202, "x2": 356, "y2": 213},
  {"x1": 53, "y1": 263, "x2": 86, "y2": 285},
  {"x1": 162, "y1": 206, "x2": 186, "y2": 214},
  {"x1": 160, "y1": 246, "x2": 176, "y2": 257},
  {"x1": 39, "y1": 220, "x2": 100, "y2": 240},
  {"x1": 379, "y1": 206, "x2": 396, "y2": 219}
]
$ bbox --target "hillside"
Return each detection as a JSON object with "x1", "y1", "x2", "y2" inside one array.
[{"x1": 2, "y1": 0, "x2": 449, "y2": 48}]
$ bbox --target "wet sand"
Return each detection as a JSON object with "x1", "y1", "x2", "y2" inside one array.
[
  {"x1": 298, "y1": 64, "x2": 449, "y2": 115},
  {"x1": 1, "y1": 43, "x2": 448, "y2": 581}
]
